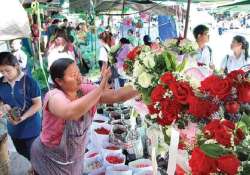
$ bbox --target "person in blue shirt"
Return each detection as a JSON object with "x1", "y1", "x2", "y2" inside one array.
[{"x1": 0, "y1": 52, "x2": 42, "y2": 161}]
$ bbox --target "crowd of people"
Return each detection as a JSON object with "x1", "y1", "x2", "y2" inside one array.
[{"x1": 0, "y1": 17, "x2": 250, "y2": 175}]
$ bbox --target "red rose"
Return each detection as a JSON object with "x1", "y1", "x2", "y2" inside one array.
[
  {"x1": 234, "y1": 128, "x2": 245, "y2": 145},
  {"x1": 188, "y1": 96, "x2": 219, "y2": 119},
  {"x1": 238, "y1": 82, "x2": 250, "y2": 103},
  {"x1": 127, "y1": 46, "x2": 141, "y2": 61},
  {"x1": 210, "y1": 78, "x2": 232, "y2": 100},
  {"x1": 157, "y1": 98, "x2": 181, "y2": 126},
  {"x1": 189, "y1": 147, "x2": 218, "y2": 175},
  {"x1": 200, "y1": 75, "x2": 220, "y2": 92},
  {"x1": 236, "y1": 128, "x2": 245, "y2": 140},
  {"x1": 151, "y1": 85, "x2": 166, "y2": 102},
  {"x1": 214, "y1": 128, "x2": 232, "y2": 147},
  {"x1": 217, "y1": 155, "x2": 240, "y2": 175},
  {"x1": 147, "y1": 103, "x2": 159, "y2": 114},
  {"x1": 226, "y1": 69, "x2": 245, "y2": 82},
  {"x1": 201, "y1": 76, "x2": 232, "y2": 100},
  {"x1": 225, "y1": 101, "x2": 240, "y2": 114},
  {"x1": 221, "y1": 120, "x2": 235, "y2": 130},
  {"x1": 169, "y1": 82, "x2": 194, "y2": 104},
  {"x1": 204, "y1": 120, "x2": 235, "y2": 147},
  {"x1": 160, "y1": 72, "x2": 176, "y2": 85},
  {"x1": 203, "y1": 119, "x2": 221, "y2": 138}
]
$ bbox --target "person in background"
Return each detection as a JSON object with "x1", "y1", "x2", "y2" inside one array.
[
  {"x1": 10, "y1": 40, "x2": 28, "y2": 73},
  {"x1": 127, "y1": 29, "x2": 137, "y2": 47},
  {"x1": 155, "y1": 37, "x2": 161, "y2": 45},
  {"x1": 143, "y1": 35, "x2": 152, "y2": 47},
  {"x1": 221, "y1": 35, "x2": 250, "y2": 74},
  {"x1": 193, "y1": 24, "x2": 215, "y2": 71},
  {"x1": 47, "y1": 28, "x2": 75, "y2": 68},
  {"x1": 0, "y1": 52, "x2": 42, "y2": 162},
  {"x1": 47, "y1": 19, "x2": 60, "y2": 44},
  {"x1": 76, "y1": 22, "x2": 88, "y2": 46},
  {"x1": 31, "y1": 58, "x2": 138, "y2": 175},
  {"x1": 98, "y1": 31, "x2": 113, "y2": 70},
  {"x1": 115, "y1": 38, "x2": 133, "y2": 87},
  {"x1": 115, "y1": 38, "x2": 133, "y2": 67}
]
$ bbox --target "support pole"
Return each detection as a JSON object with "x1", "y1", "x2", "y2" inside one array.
[
  {"x1": 184, "y1": 0, "x2": 192, "y2": 38},
  {"x1": 121, "y1": 0, "x2": 126, "y2": 37}
]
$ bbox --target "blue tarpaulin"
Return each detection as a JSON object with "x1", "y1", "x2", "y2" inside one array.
[{"x1": 158, "y1": 16, "x2": 177, "y2": 41}]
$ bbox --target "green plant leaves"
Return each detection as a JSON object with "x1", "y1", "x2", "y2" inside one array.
[{"x1": 200, "y1": 144, "x2": 231, "y2": 158}]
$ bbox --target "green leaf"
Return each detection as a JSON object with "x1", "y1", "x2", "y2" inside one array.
[
  {"x1": 200, "y1": 144, "x2": 231, "y2": 158},
  {"x1": 240, "y1": 113, "x2": 250, "y2": 128},
  {"x1": 176, "y1": 56, "x2": 188, "y2": 72}
]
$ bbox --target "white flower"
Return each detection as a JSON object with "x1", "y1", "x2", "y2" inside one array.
[
  {"x1": 143, "y1": 54, "x2": 155, "y2": 68},
  {"x1": 151, "y1": 114, "x2": 158, "y2": 119},
  {"x1": 138, "y1": 72, "x2": 153, "y2": 88},
  {"x1": 133, "y1": 60, "x2": 144, "y2": 77}
]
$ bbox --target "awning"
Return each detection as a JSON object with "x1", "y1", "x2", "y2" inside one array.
[{"x1": 69, "y1": 0, "x2": 186, "y2": 16}]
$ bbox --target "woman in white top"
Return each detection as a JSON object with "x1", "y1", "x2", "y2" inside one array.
[
  {"x1": 98, "y1": 31, "x2": 113, "y2": 70},
  {"x1": 221, "y1": 35, "x2": 250, "y2": 74}
]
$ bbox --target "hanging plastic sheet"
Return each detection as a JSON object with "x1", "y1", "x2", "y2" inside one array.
[
  {"x1": 0, "y1": 0, "x2": 31, "y2": 41},
  {"x1": 158, "y1": 16, "x2": 177, "y2": 41}
]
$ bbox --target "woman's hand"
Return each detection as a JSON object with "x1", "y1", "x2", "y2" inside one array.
[
  {"x1": 100, "y1": 64, "x2": 111, "y2": 89},
  {"x1": 7, "y1": 115, "x2": 23, "y2": 125}
]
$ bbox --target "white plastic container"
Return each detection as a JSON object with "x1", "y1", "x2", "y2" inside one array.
[
  {"x1": 104, "y1": 153, "x2": 126, "y2": 167},
  {"x1": 89, "y1": 167, "x2": 106, "y2": 175},
  {"x1": 92, "y1": 114, "x2": 109, "y2": 126},
  {"x1": 84, "y1": 150, "x2": 103, "y2": 173},
  {"x1": 128, "y1": 159, "x2": 153, "y2": 173},
  {"x1": 134, "y1": 170, "x2": 154, "y2": 175},
  {"x1": 105, "y1": 165, "x2": 132, "y2": 175},
  {"x1": 92, "y1": 124, "x2": 112, "y2": 149},
  {"x1": 102, "y1": 143, "x2": 122, "y2": 157}
]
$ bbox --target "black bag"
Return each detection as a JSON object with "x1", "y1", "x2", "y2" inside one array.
[{"x1": 78, "y1": 58, "x2": 90, "y2": 75}]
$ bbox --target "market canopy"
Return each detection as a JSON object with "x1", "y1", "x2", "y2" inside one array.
[
  {"x1": 216, "y1": 0, "x2": 250, "y2": 13},
  {"x1": 69, "y1": 0, "x2": 186, "y2": 16}
]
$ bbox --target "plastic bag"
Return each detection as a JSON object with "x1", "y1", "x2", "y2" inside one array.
[
  {"x1": 106, "y1": 165, "x2": 132, "y2": 175},
  {"x1": 0, "y1": 0, "x2": 31, "y2": 40}
]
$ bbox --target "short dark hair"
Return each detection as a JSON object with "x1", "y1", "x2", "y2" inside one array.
[
  {"x1": 128, "y1": 29, "x2": 133, "y2": 34},
  {"x1": 52, "y1": 19, "x2": 60, "y2": 25},
  {"x1": 50, "y1": 58, "x2": 74, "y2": 87},
  {"x1": 120, "y1": 38, "x2": 130, "y2": 44},
  {"x1": 63, "y1": 18, "x2": 68, "y2": 23},
  {"x1": 193, "y1": 25, "x2": 209, "y2": 40},
  {"x1": 143, "y1": 35, "x2": 152, "y2": 46},
  {"x1": 0, "y1": 52, "x2": 19, "y2": 67}
]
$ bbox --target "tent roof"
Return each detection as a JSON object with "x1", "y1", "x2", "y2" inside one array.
[{"x1": 69, "y1": 0, "x2": 186, "y2": 16}]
